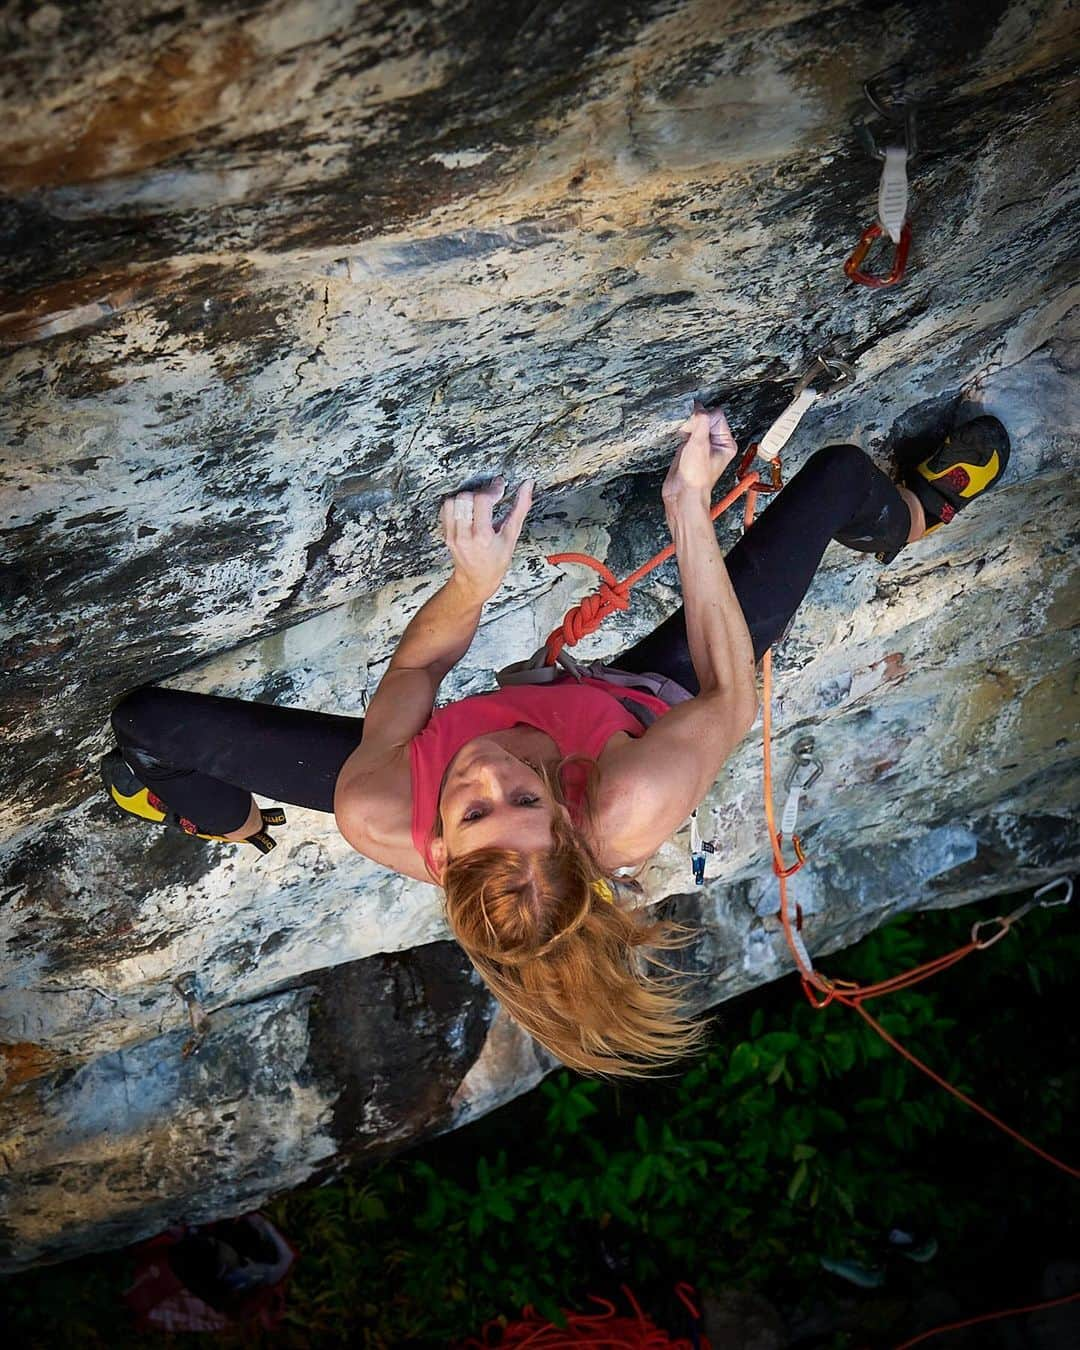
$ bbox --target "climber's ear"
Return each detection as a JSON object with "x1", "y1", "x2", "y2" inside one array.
[{"x1": 429, "y1": 836, "x2": 448, "y2": 882}]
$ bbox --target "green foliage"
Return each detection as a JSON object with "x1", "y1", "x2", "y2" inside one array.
[
  {"x1": 254, "y1": 901, "x2": 1078, "y2": 1346},
  {"x1": 5, "y1": 899, "x2": 1078, "y2": 1349}
]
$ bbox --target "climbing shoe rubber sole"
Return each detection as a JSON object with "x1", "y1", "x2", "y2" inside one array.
[
  {"x1": 905, "y1": 414, "x2": 1010, "y2": 533},
  {"x1": 100, "y1": 750, "x2": 283, "y2": 854}
]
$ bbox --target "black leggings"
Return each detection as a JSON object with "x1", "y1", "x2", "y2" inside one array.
[
  {"x1": 111, "y1": 445, "x2": 909, "y2": 833},
  {"x1": 616, "y1": 442, "x2": 909, "y2": 691}
]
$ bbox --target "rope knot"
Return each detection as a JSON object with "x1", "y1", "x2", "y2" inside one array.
[
  {"x1": 542, "y1": 553, "x2": 630, "y2": 663},
  {"x1": 540, "y1": 472, "x2": 762, "y2": 667},
  {"x1": 562, "y1": 578, "x2": 630, "y2": 640}
]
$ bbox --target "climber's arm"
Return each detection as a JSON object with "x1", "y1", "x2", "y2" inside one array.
[
  {"x1": 343, "y1": 478, "x2": 535, "y2": 760},
  {"x1": 335, "y1": 479, "x2": 534, "y2": 881},
  {"x1": 343, "y1": 576, "x2": 485, "y2": 769},
  {"x1": 385, "y1": 574, "x2": 487, "y2": 688},
  {"x1": 389, "y1": 476, "x2": 533, "y2": 674},
  {"x1": 592, "y1": 438, "x2": 758, "y2": 865},
  {"x1": 332, "y1": 575, "x2": 480, "y2": 879},
  {"x1": 660, "y1": 468, "x2": 757, "y2": 706}
]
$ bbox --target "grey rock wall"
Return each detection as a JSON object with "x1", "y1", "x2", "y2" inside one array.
[{"x1": 1, "y1": 0, "x2": 1078, "y2": 1269}]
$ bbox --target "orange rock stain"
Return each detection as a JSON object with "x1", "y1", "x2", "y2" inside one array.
[
  {"x1": 0, "y1": 1042, "x2": 57, "y2": 1100},
  {"x1": 1, "y1": 30, "x2": 256, "y2": 192},
  {"x1": 0, "y1": 265, "x2": 170, "y2": 345}
]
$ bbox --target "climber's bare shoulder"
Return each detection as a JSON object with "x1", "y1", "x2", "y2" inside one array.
[
  {"x1": 334, "y1": 745, "x2": 433, "y2": 884},
  {"x1": 333, "y1": 663, "x2": 445, "y2": 882},
  {"x1": 592, "y1": 694, "x2": 754, "y2": 869}
]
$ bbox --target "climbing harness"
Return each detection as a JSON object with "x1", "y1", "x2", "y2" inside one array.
[
  {"x1": 845, "y1": 73, "x2": 918, "y2": 288},
  {"x1": 541, "y1": 373, "x2": 1078, "y2": 1183}
]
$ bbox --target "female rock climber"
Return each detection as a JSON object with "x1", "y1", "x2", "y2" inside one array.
[{"x1": 104, "y1": 407, "x2": 1009, "y2": 1075}]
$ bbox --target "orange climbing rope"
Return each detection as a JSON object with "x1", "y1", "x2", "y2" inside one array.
[
  {"x1": 543, "y1": 456, "x2": 1078, "y2": 1180},
  {"x1": 760, "y1": 646, "x2": 1079, "y2": 1179},
  {"x1": 461, "y1": 1282, "x2": 708, "y2": 1348},
  {"x1": 891, "y1": 1286, "x2": 1080, "y2": 1349},
  {"x1": 543, "y1": 469, "x2": 765, "y2": 665}
]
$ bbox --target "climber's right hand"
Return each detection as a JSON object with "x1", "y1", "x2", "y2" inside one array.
[
  {"x1": 441, "y1": 476, "x2": 534, "y2": 602},
  {"x1": 662, "y1": 406, "x2": 738, "y2": 507}
]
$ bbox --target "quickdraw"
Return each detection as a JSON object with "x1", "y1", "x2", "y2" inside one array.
[
  {"x1": 774, "y1": 735, "x2": 821, "y2": 879},
  {"x1": 739, "y1": 353, "x2": 855, "y2": 476},
  {"x1": 845, "y1": 71, "x2": 919, "y2": 288},
  {"x1": 174, "y1": 971, "x2": 211, "y2": 1058},
  {"x1": 542, "y1": 363, "x2": 1078, "y2": 1180},
  {"x1": 970, "y1": 876, "x2": 1073, "y2": 949}
]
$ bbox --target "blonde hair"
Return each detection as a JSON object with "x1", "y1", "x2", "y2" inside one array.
[{"x1": 437, "y1": 756, "x2": 710, "y2": 1077}]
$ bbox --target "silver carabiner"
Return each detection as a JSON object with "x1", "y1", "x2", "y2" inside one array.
[
  {"x1": 791, "y1": 354, "x2": 856, "y2": 400},
  {"x1": 855, "y1": 69, "x2": 919, "y2": 163},
  {"x1": 1034, "y1": 876, "x2": 1073, "y2": 908},
  {"x1": 784, "y1": 736, "x2": 824, "y2": 791}
]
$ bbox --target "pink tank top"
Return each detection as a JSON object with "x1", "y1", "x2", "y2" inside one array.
[{"x1": 409, "y1": 678, "x2": 670, "y2": 870}]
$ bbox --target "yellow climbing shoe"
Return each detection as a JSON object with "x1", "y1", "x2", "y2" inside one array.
[
  {"x1": 100, "y1": 751, "x2": 284, "y2": 854},
  {"x1": 906, "y1": 415, "x2": 1010, "y2": 533}
]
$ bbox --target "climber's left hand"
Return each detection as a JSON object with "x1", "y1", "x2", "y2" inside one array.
[
  {"x1": 663, "y1": 405, "x2": 738, "y2": 506},
  {"x1": 441, "y1": 476, "x2": 534, "y2": 602}
]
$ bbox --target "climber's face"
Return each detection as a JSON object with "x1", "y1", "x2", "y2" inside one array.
[{"x1": 432, "y1": 737, "x2": 565, "y2": 867}]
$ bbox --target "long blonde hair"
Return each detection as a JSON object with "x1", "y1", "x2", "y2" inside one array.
[{"x1": 438, "y1": 756, "x2": 710, "y2": 1077}]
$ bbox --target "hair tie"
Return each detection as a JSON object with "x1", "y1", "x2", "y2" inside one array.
[{"x1": 592, "y1": 879, "x2": 614, "y2": 904}]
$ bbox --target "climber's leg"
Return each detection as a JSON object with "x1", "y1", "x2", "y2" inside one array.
[
  {"x1": 898, "y1": 486, "x2": 927, "y2": 541},
  {"x1": 612, "y1": 443, "x2": 913, "y2": 690},
  {"x1": 110, "y1": 685, "x2": 365, "y2": 834}
]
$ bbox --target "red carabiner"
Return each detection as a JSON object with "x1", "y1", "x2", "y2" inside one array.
[
  {"x1": 735, "y1": 443, "x2": 784, "y2": 493},
  {"x1": 844, "y1": 220, "x2": 912, "y2": 288},
  {"x1": 773, "y1": 831, "x2": 806, "y2": 879}
]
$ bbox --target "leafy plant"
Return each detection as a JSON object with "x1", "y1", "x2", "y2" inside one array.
[{"x1": 5, "y1": 897, "x2": 1077, "y2": 1348}]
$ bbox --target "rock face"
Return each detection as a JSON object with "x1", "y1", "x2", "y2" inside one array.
[{"x1": 1, "y1": 0, "x2": 1077, "y2": 1270}]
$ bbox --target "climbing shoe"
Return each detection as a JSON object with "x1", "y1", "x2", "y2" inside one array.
[
  {"x1": 820, "y1": 1227, "x2": 938, "y2": 1291},
  {"x1": 819, "y1": 1254, "x2": 886, "y2": 1289},
  {"x1": 885, "y1": 1226, "x2": 938, "y2": 1264},
  {"x1": 906, "y1": 415, "x2": 1010, "y2": 534},
  {"x1": 100, "y1": 750, "x2": 285, "y2": 854}
]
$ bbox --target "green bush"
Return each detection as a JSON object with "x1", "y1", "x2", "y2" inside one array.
[
  {"x1": 5, "y1": 898, "x2": 1078, "y2": 1349},
  {"x1": 259, "y1": 899, "x2": 1078, "y2": 1346}
]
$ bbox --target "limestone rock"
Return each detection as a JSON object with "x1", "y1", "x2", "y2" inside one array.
[{"x1": 1, "y1": 0, "x2": 1078, "y2": 1269}]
